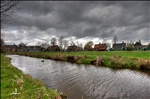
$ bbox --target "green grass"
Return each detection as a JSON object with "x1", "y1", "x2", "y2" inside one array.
[
  {"x1": 1, "y1": 53, "x2": 59, "y2": 99},
  {"x1": 8, "y1": 51, "x2": 150, "y2": 69}
]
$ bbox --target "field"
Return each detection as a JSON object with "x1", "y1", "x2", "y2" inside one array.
[
  {"x1": 10, "y1": 51, "x2": 150, "y2": 69},
  {"x1": 1, "y1": 53, "x2": 60, "y2": 99}
]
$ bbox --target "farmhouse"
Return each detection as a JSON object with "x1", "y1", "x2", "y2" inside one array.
[
  {"x1": 3, "y1": 44, "x2": 19, "y2": 52},
  {"x1": 47, "y1": 45, "x2": 60, "y2": 52},
  {"x1": 67, "y1": 45, "x2": 77, "y2": 52},
  {"x1": 134, "y1": 40, "x2": 148, "y2": 51},
  {"x1": 113, "y1": 42, "x2": 126, "y2": 50},
  {"x1": 27, "y1": 46, "x2": 42, "y2": 52},
  {"x1": 94, "y1": 44, "x2": 107, "y2": 51}
]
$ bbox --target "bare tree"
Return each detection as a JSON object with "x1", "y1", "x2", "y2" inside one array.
[
  {"x1": 51, "y1": 37, "x2": 57, "y2": 46},
  {"x1": 106, "y1": 42, "x2": 111, "y2": 49},
  {"x1": 76, "y1": 41, "x2": 79, "y2": 47},
  {"x1": 63, "y1": 39, "x2": 68, "y2": 50},
  {"x1": 59, "y1": 36, "x2": 64, "y2": 50},
  {"x1": 1, "y1": 0, "x2": 19, "y2": 27},
  {"x1": 76, "y1": 41, "x2": 83, "y2": 48},
  {"x1": 18, "y1": 42, "x2": 26, "y2": 47},
  {"x1": 41, "y1": 42, "x2": 49, "y2": 50},
  {"x1": 35, "y1": 42, "x2": 41, "y2": 46},
  {"x1": 70, "y1": 41, "x2": 75, "y2": 46}
]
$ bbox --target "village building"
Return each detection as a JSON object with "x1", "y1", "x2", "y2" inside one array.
[
  {"x1": 66, "y1": 45, "x2": 83, "y2": 52},
  {"x1": 94, "y1": 44, "x2": 107, "y2": 51},
  {"x1": 3, "y1": 44, "x2": 19, "y2": 52},
  {"x1": 75, "y1": 47, "x2": 83, "y2": 51},
  {"x1": 113, "y1": 42, "x2": 126, "y2": 50},
  {"x1": 27, "y1": 46, "x2": 42, "y2": 52},
  {"x1": 67, "y1": 45, "x2": 77, "y2": 52},
  {"x1": 47, "y1": 45, "x2": 60, "y2": 52},
  {"x1": 134, "y1": 40, "x2": 148, "y2": 51}
]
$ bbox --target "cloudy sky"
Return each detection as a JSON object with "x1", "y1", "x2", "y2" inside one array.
[{"x1": 2, "y1": 1, "x2": 150, "y2": 46}]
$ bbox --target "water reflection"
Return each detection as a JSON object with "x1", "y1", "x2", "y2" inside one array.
[{"x1": 7, "y1": 55, "x2": 150, "y2": 99}]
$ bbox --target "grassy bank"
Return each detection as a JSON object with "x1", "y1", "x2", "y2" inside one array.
[
  {"x1": 9, "y1": 51, "x2": 150, "y2": 70},
  {"x1": 1, "y1": 53, "x2": 60, "y2": 99}
]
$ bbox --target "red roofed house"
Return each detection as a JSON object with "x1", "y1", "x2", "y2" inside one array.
[{"x1": 94, "y1": 44, "x2": 107, "y2": 51}]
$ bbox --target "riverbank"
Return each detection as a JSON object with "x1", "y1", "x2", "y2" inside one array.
[
  {"x1": 1, "y1": 53, "x2": 62, "y2": 99},
  {"x1": 8, "y1": 51, "x2": 150, "y2": 70}
]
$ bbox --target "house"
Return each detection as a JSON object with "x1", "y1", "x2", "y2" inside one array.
[
  {"x1": 27, "y1": 46, "x2": 42, "y2": 52},
  {"x1": 3, "y1": 44, "x2": 19, "y2": 52},
  {"x1": 134, "y1": 40, "x2": 147, "y2": 51},
  {"x1": 113, "y1": 42, "x2": 126, "y2": 50},
  {"x1": 94, "y1": 44, "x2": 107, "y2": 51},
  {"x1": 84, "y1": 45, "x2": 93, "y2": 51},
  {"x1": 66, "y1": 45, "x2": 77, "y2": 52},
  {"x1": 47, "y1": 45, "x2": 60, "y2": 52},
  {"x1": 75, "y1": 47, "x2": 83, "y2": 51}
]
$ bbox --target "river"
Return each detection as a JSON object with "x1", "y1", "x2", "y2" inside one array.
[{"x1": 6, "y1": 55, "x2": 150, "y2": 99}]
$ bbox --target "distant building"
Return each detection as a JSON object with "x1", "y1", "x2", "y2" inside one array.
[
  {"x1": 134, "y1": 40, "x2": 147, "y2": 50},
  {"x1": 27, "y1": 46, "x2": 42, "y2": 52},
  {"x1": 66, "y1": 45, "x2": 77, "y2": 52},
  {"x1": 3, "y1": 44, "x2": 19, "y2": 52},
  {"x1": 47, "y1": 45, "x2": 60, "y2": 52},
  {"x1": 113, "y1": 42, "x2": 126, "y2": 50},
  {"x1": 94, "y1": 44, "x2": 107, "y2": 51}
]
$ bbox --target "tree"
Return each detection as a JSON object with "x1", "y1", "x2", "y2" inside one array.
[
  {"x1": 18, "y1": 42, "x2": 26, "y2": 47},
  {"x1": 134, "y1": 40, "x2": 142, "y2": 46},
  {"x1": 1, "y1": 0, "x2": 19, "y2": 27},
  {"x1": 126, "y1": 42, "x2": 134, "y2": 51},
  {"x1": 106, "y1": 42, "x2": 111, "y2": 49},
  {"x1": 70, "y1": 41, "x2": 75, "y2": 46},
  {"x1": 36, "y1": 42, "x2": 42, "y2": 46},
  {"x1": 59, "y1": 36, "x2": 64, "y2": 50},
  {"x1": 0, "y1": 38, "x2": 4, "y2": 52},
  {"x1": 41, "y1": 42, "x2": 49, "y2": 50},
  {"x1": 86, "y1": 41, "x2": 94, "y2": 46},
  {"x1": 63, "y1": 39, "x2": 68, "y2": 50},
  {"x1": 84, "y1": 41, "x2": 94, "y2": 51},
  {"x1": 113, "y1": 35, "x2": 118, "y2": 44},
  {"x1": 51, "y1": 37, "x2": 56, "y2": 46}
]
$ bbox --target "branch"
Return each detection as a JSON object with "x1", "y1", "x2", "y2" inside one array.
[{"x1": 1, "y1": 1, "x2": 18, "y2": 14}]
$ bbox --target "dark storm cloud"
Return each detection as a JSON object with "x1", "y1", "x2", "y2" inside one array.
[{"x1": 4, "y1": 1, "x2": 150, "y2": 45}]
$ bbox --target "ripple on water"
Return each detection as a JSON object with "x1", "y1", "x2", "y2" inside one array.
[{"x1": 7, "y1": 55, "x2": 150, "y2": 99}]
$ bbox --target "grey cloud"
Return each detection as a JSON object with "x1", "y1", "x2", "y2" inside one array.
[{"x1": 3, "y1": 1, "x2": 150, "y2": 45}]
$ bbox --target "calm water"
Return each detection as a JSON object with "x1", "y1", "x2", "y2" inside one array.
[{"x1": 7, "y1": 55, "x2": 150, "y2": 99}]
